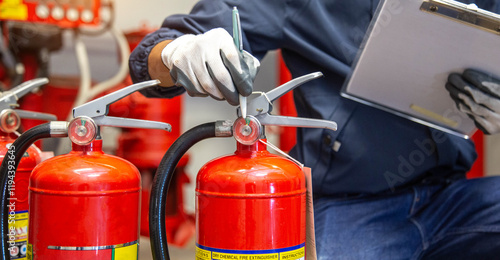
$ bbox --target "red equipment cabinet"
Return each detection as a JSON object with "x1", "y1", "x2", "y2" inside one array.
[
  {"x1": 195, "y1": 140, "x2": 306, "y2": 258},
  {"x1": 0, "y1": 131, "x2": 41, "y2": 260},
  {"x1": 0, "y1": 0, "x2": 101, "y2": 28},
  {"x1": 27, "y1": 139, "x2": 140, "y2": 259}
]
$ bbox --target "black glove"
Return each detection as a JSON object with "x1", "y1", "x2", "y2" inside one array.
[{"x1": 446, "y1": 69, "x2": 500, "y2": 134}]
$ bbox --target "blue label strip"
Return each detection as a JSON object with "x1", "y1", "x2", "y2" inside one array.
[{"x1": 196, "y1": 243, "x2": 305, "y2": 255}]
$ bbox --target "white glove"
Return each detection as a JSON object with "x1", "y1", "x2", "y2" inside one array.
[
  {"x1": 161, "y1": 28, "x2": 260, "y2": 106},
  {"x1": 446, "y1": 69, "x2": 500, "y2": 134}
]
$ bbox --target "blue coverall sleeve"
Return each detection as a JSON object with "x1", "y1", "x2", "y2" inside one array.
[
  {"x1": 128, "y1": 0, "x2": 290, "y2": 98},
  {"x1": 470, "y1": 0, "x2": 500, "y2": 13}
]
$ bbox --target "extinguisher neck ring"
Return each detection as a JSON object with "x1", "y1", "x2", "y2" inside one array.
[
  {"x1": 71, "y1": 139, "x2": 103, "y2": 153},
  {"x1": 236, "y1": 139, "x2": 267, "y2": 156}
]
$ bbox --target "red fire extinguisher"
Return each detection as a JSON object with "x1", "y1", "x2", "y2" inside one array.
[
  {"x1": 27, "y1": 137, "x2": 141, "y2": 259},
  {"x1": 149, "y1": 72, "x2": 337, "y2": 260},
  {"x1": 0, "y1": 78, "x2": 56, "y2": 260},
  {"x1": 0, "y1": 79, "x2": 171, "y2": 260},
  {"x1": 196, "y1": 120, "x2": 306, "y2": 256}
]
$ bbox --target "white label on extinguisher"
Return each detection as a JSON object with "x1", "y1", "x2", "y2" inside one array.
[{"x1": 196, "y1": 243, "x2": 305, "y2": 260}]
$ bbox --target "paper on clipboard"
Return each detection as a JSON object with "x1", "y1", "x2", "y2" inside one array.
[{"x1": 341, "y1": 0, "x2": 500, "y2": 138}]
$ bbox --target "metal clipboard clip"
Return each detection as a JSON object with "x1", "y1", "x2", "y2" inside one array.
[{"x1": 420, "y1": 0, "x2": 500, "y2": 35}]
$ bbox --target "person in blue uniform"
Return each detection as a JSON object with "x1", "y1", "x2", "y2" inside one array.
[{"x1": 129, "y1": 0, "x2": 500, "y2": 258}]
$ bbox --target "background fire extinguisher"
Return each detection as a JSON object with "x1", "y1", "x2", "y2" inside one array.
[
  {"x1": 0, "y1": 79, "x2": 171, "y2": 260},
  {"x1": 149, "y1": 72, "x2": 337, "y2": 260},
  {"x1": 0, "y1": 78, "x2": 56, "y2": 260}
]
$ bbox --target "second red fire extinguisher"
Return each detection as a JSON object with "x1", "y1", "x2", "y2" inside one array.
[
  {"x1": 149, "y1": 72, "x2": 337, "y2": 260},
  {"x1": 196, "y1": 121, "x2": 306, "y2": 257}
]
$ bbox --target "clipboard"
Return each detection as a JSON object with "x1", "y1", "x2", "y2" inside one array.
[{"x1": 340, "y1": 0, "x2": 500, "y2": 138}]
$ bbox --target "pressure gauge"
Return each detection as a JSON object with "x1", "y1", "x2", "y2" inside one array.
[
  {"x1": 0, "y1": 109, "x2": 20, "y2": 133},
  {"x1": 68, "y1": 116, "x2": 97, "y2": 145},
  {"x1": 233, "y1": 115, "x2": 262, "y2": 145}
]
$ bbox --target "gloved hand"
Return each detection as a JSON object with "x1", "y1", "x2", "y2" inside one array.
[
  {"x1": 446, "y1": 69, "x2": 500, "y2": 134},
  {"x1": 161, "y1": 28, "x2": 260, "y2": 106}
]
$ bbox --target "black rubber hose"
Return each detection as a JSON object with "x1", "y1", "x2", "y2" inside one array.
[
  {"x1": 0, "y1": 123, "x2": 52, "y2": 260},
  {"x1": 150, "y1": 122, "x2": 218, "y2": 260}
]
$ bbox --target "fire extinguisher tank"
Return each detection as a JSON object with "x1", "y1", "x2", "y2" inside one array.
[
  {"x1": 28, "y1": 139, "x2": 141, "y2": 259},
  {"x1": 196, "y1": 141, "x2": 306, "y2": 255}
]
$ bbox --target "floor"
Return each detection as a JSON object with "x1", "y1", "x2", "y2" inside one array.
[{"x1": 139, "y1": 236, "x2": 196, "y2": 259}]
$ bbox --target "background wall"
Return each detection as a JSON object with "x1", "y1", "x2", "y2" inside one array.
[{"x1": 114, "y1": 0, "x2": 195, "y2": 31}]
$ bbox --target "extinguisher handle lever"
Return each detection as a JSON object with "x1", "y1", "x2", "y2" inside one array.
[
  {"x1": 92, "y1": 116, "x2": 172, "y2": 131},
  {"x1": 240, "y1": 72, "x2": 323, "y2": 117},
  {"x1": 237, "y1": 71, "x2": 337, "y2": 131},
  {"x1": 72, "y1": 79, "x2": 172, "y2": 131},
  {"x1": 255, "y1": 114, "x2": 337, "y2": 131},
  {"x1": 73, "y1": 79, "x2": 160, "y2": 118},
  {"x1": 0, "y1": 78, "x2": 49, "y2": 110},
  {"x1": 264, "y1": 72, "x2": 323, "y2": 103}
]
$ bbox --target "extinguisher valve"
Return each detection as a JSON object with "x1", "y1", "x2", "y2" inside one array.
[{"x1": 0, "y1": 78, "x2": 58, "y2": 133}]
